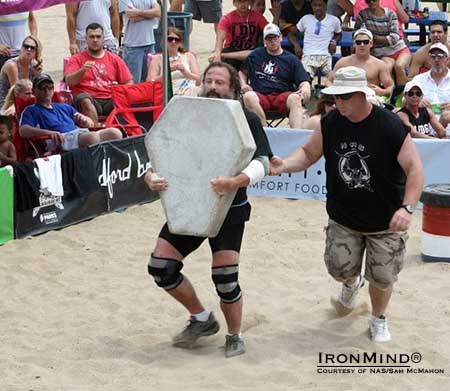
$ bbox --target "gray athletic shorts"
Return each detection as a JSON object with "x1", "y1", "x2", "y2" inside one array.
[
  {"x1": 184, "y1": 0, "x2": 222, "y2": 23},
  {"x1": 324, "y1": 219, "x2": 408, "y2": 289}
]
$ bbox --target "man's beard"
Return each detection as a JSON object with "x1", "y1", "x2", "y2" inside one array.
[{"x1": 198, "y1": 86, "x2": 235, "y2": 100}]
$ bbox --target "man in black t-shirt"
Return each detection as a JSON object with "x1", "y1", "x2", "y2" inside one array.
[
  {"x1": 144, "y1": 62, "x2": 272, "y2": 358},
  {"x1": 270, "y1": 66, "x2": 424, "y2": 343}
]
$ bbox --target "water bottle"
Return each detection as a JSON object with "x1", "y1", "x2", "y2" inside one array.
[{"x1": 414, "y1": 0, "x2": 420, "y2": 11}]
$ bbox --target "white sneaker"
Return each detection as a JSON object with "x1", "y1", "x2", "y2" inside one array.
[
  {"x1": 368, "y1": 315, "x2": 392, "y2": 342},
  {"x1": 330, "y1": 274, "x2": 365, "y2": 316}
]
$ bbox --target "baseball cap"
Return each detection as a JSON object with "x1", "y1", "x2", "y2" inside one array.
[
  {"x1": 32, "y1": 73, "x2": 54, "y2": 89},
  {"x1": 263, "y1": 23, "x2": 281, "y2": 39},
  {"x1": 404, "y1": 80, "x2": 423, "y2": 93},
  {"x1": 429, "y1": 42, "x2": 449, "y2": 56},
  {"x1": 353, "y1": 28, "x2": 373, "y2": 41},
  {"x1": 321, "y1": 66, "x2": 373, "y2": 96}
]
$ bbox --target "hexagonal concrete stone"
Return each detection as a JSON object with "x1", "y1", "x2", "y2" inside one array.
[{"x1": 145, "y1": 96, "x2": 256, "y2": 237}]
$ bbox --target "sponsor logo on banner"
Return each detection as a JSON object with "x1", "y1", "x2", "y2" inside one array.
[
  {"x1": 98, "y1": 150, "x2": 151, "y2": 198},
  {"x1": 32, "y1": 193, "x2": 64, "y2": 225}
]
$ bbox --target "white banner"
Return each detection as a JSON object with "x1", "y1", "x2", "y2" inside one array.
[{"x1": 248, "y1": 128, "x2": 450, "y2": 203}]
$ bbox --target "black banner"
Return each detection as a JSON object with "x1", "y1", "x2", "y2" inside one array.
[{"x1": 15, "y1": 136, "x2": 158, "y2": 238}]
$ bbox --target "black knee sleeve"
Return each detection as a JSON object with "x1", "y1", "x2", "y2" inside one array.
[
  {"x1": 148, "y1": 254, "x2": 184, "y2": 290},
  {"x1": 211, "y1": 264, "x2": 242, "y2": 303}
]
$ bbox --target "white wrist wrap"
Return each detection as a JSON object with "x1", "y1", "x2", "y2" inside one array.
[{"x1": 242, "y1": 159, "x2": 266, "y2": 186}]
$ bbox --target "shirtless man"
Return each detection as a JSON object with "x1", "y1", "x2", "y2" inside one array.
[
  {"x1": 326, "y1": 28, "x2": 393, "y2": 99},
  {"x1": 408, "y1": 20, "x2": 450, "y2": 80}
]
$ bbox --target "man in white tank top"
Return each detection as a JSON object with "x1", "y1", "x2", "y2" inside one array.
[{"x1": 66, "y1": 0, "x2": 120, "y2": 55}]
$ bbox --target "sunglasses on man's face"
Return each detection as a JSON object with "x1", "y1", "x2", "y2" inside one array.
[
  {"x1": 323, "y1": 99, "x2": 336, "y2": 106},
  {"x1": 429, "y1": 52, "x2": 447, "y2": 59},
  {"x1": 334, "y1": 92, "x2": 357, "y2": 101},
  {"x1": 168, "y1": 37, "x2": 181, "y2": 43},
  {"x1": 406, "y1": 90, "x2": 423, "y2": 97},
  {"x1": 355, "y1": 39, "x2": 370, "y2": 46},
  {"x1": 23, "y1": 43, "x2": 37, "y2": 51}
]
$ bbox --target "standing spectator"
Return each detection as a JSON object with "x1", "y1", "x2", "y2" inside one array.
[
  {"x1": 184, "y1": 0, "x2": 222, "y2": 34},
  {"x1": 279, "y1": 0, "x2": 312, "y2": 58},
  {"x1": 397, "y1": 81, "x2": 446, "y2": 139},
  {"x1": 296, "y1": 0, "x2": 341, "y2": 83},
  {"x1": 0, "y1": 12, "x2": 37, "y2": 70},
  {"x1": 147, "y1": 27, "x2": 201, "y2": 96},
  {"x1": 239, "y1": 24, "x2": 311, "y2": 128},
  {"x1": 65, "y1": 0, "x2": 121, "y2": 55},
  {"x1": 408, "y1": 20, "x2": 449, "y2": 80},
  {"x1": 211, "y1": 0, "x2": 268, "y2": 70},
  {"x1": 0, "y1": 36, "x2": 42, "y2": 108},
  {"x1": 410, "y1": 43, "x2": 450, "y2": 129},
  {"x1": 64, "y1": 23, "x2": 133, "y2": 125},
  {"x1": 119, "y1": 0, "x2": 161, "y2": 83},
  {"x1": 355, "y1": 0, "x2": 411, "y2": 86}
]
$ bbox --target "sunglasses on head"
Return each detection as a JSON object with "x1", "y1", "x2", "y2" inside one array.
[
  {"x1": 355, "y1": 39, "x2": 370, "y2": 46},
  {"x1": 429, "y1": 52, "x2": 447, "y2": 59},
  {"x1": 168, "y1": 36, "x2": 181, "y2": 43},
  {"x1": 334, "y1": 92, "x2": 357, "y2": 101},
  {"x1": 406, "y1": 90, "x2": 423, "y2": 97},
  {"x1": 23, "y1": 43, "x2": 37, "y2": 51}
]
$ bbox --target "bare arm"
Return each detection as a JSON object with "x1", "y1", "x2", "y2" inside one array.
[
  {"x1": 65, "y1": 61, "x2": 95, "y2": 87},
  {"x1": 146, "y1": 55, "x2": 162, "y2": 81},
  {"x1": 408, "y1": 51, "x2": 426, "y2": 80},
  {"x1": 186, "y1": 52, "x2": 201, "y2": 85},
  {"x1": 238, "y1": 70, "x2": 251, "y2": 93},
  {"x1": 213, "y1": 29, "x2": 227, "y2": 62},
  {"x1": 110, "y1": 0, "x2": 121, "y2": 39},
  {"x1": 337, "y1": 0, "x2": 353, "y2": 15},
  {"x1": 125, "y1": 2, "x2": 161, "y2": 20},
  {"x1": 19, "y1": 124, "x2": 65, "y2": 144},
  {"x1": 375, "y1": 63, "x2": 394, "y2": 96},
  {"x1": 428, "y1": 109, "x2": 446, "y2": 138},
  {"x1": 3, "y1": 62, "x2": 18, "y2": 88},
  {"x1": 28, "y1": 12, "x2": 38, "y2": 36},
  {"x1": 394, "y1": 0, "x2": 409, "y2": 24},
  {"x1": 66, "y1": 3, "x2": 79, "y2": 54},
  {"x1": 389, "y1": 134, "x2": 424, "y2": 231},
  {"x1": 325, "y1": 57, "x2": 348, "y2": 86}
]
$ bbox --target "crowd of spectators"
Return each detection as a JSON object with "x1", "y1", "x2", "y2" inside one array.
[{"x1": 1, "y1": 0, "x2": 449, "y2": 165}]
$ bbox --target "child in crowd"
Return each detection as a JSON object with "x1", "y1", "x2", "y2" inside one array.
[{"x1": 0, "y1": 115, "x2": 17, "y2": 167}]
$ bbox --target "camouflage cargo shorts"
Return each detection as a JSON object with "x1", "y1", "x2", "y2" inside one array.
[{"x1": 324, "y1": 219, "x2": 408, "y2": 289}]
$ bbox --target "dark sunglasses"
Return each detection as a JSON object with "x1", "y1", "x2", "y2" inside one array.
[
  {"x1": 168, "y1": 37, "x2": 181, "y2": 43},
  {"x1": 365, "y1": 0, "x2": 378, "y2": 3},
  {"x1": 334, "y1": 92, "x2": 357, "y2": 101},
  {"x1": 23, "y1": 43, "x2": 37, "y2": 51},
  {"x1": 406, "y1": 90, "x2": 423, "y2": 97},
  {"x1": 36, "y1": 84, "x2": 54, "y2": 90},
  {"x1": 429, "y1": 52, "x2": 447, "y2": 59},
  {"x1": 323, "y1": 100, "x2": 336, "y2": 106},
  {"x1": 355, "y1": 39, "x2": 370, "y2": 46}
]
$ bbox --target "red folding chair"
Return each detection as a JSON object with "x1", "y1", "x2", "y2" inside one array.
[{"x1": 104, "y1": 81, "x2": 164, "y2": 136}]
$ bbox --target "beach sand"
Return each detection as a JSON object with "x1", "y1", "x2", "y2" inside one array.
[{"x1": 1, "y1": 3, "x2": 450, "y2": 390}]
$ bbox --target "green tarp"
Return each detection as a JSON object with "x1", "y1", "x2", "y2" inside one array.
[{"x1": 0, "y1": 166, "x2": 14, "y2": 245}]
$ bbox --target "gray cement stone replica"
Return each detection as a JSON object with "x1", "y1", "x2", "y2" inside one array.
[{"x1": 145, "y1": 96, "x2": 256, "y2": 237}]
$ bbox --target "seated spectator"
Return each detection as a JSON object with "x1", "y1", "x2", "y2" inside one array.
[
  {"x1": 0, "y1": 35, "x2": 42, "y2": 108},
  {"x1": 211, "y1": 0, "x2": 268, "y2": 70},
  {"x1": 239, "y1": 24, "x2": 311, "y2": 128},
  {"x1": 0, "y1": 78, "x2": 33, "y2": 116},
  {"x1": 354, "y1": 0, "x2": 409, "y2": 39},
  {"x1": 303, "y1": 93, "x2": 335, "y2": 130},
  {"x1": 296, "y1": 0, "x2": 341, "y2": 83},
  {"x1": 355, "y1": 0, "x2": 410, "y2": 86},
  {"x1": 65, "y1": 1, "x2": 120, "y2": 55},
  {"x1": 411, "y1": 43, "x2": 450, "y2": 129},
  {"x1": 397, "y1": 81, "x2": 446, "y2": 139},
  {"x1": 147, "y1": 27, "x2": 201, "y2": 96},
  {"x1": 327, "y1": 0, "x2": 353, "y2": 28},
  {"x1": 64, "y1": 23, "x2": 133, "y2": 126},
  {"x1": 19, "y1": 74, "x2": 122, "y2": 153},
  {"x1": 408, "y1": 20, "x2": 449, "y2": 80},
  {"x1": 0, "y1": 115, "x2": 17, "y2": 167},
  {"x1": 327, "y1": 29, "x2": 394, "y2": 100},
  {"x1": 279, "y1": 0, "x2": 313, "y2": 58},
  {"x1": 119, "y1": 0, "x2": 161, "y2": 83}
]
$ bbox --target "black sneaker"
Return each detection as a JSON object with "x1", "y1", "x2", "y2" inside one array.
[
  {"x1": 224, "y1": 334, "x2": 245, "y2": 358},
  {"x1": 172, "y1": 312, "x2": 220, "y2": 348}
]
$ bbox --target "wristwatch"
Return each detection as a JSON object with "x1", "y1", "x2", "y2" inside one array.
[{"x1": 401, "y1": 204, "x2": 415, "y2": 214}]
